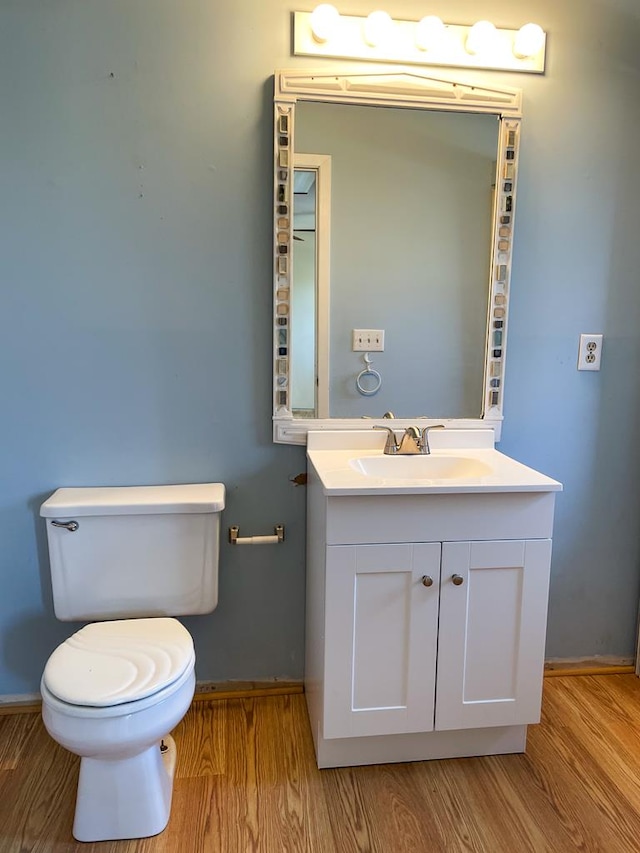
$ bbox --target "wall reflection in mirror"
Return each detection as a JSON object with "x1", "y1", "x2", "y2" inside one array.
[{"x1": 291, "y1": 101, "x2": 499, "y2": 420}]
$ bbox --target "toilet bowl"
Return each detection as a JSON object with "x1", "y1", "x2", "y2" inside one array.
[
  {"x1": 40, "y1": 618, "x2": 196, "y2": 842},
  {"x1": 39, "y1": 481, "x2": 225, "y2": 843}
]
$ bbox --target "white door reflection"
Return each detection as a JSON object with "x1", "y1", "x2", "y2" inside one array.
[
  {"x1": 291, "y1": 154, "x2": 331, "y2": 417},
  {"x1": 292, "y1": 168, "x2": 316, "y2": 416}
]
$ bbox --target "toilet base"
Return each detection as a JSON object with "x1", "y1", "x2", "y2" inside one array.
[{"x1": 73, "y1": 735, "x2": 177, "y2": 842}]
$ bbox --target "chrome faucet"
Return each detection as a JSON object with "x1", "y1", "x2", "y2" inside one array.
[
  {"x1": 373, "y1": 424, "x2": 446, "y2": 455},
  {"x1": 374, "y1": 425, "x2": 423, "y2": 455},
  {"x1": 397, "y1": 426, "x2": 421, "y2": 455},
  {"x1": 419, "y1": 424, "x2": 446, "y2": 454}
]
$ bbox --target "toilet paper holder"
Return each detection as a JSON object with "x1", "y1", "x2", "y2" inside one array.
[{"x1": 228, "y1": 524, "x2": 285, "y2": 546}]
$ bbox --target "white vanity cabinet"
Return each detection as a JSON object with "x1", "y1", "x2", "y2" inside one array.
[
  {"x1": 322, "y1": 537, "x2": 552, "y2": 744},
  {"x1": 305, "y1": 436, "x2": 560, "y2": 769},
  {"x1": 436, "y1": 538, "x2": 552, "y2": 732},
  {"x1": 324, "y1": 542, "x2": 441, "y2": 740}
]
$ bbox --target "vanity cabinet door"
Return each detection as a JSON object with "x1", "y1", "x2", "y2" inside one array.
[
  {"x1": 435, "y1": 539, "x2": 552, "y2": 731},
  {"x1": 323, "y1": 542, "x2": 441, "y2": 740}
]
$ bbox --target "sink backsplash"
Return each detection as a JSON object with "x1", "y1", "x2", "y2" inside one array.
[{"x1": 306, "y1": 428, "x2": 497, "y2": 453}]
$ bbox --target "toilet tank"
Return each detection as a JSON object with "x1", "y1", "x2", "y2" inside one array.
[{"x1": 40, "y1": 483, "x2": 225, "y2": 621}]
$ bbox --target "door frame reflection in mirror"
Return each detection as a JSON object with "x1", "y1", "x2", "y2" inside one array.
[
  {"x1": 292, "y1": 153, "x2": 332, "y2": 419},
  {"x1": 273, "y1": 68, "x2": 522, "y2": 446}
]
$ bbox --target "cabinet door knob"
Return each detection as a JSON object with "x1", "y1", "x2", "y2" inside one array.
[
  {"x1": 421, "y1": 575, "x2": 433, "y2": 587},
  {"x1": 452, "y1": 574, "x2": 464, "y2": 586}
]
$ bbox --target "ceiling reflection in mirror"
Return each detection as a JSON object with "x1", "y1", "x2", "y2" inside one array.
[{"x1": 292, "y1": 102, "x2": 499, "y2": 419}]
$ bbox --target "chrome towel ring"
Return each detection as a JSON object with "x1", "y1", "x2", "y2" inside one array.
[{"x1": 356, "y1": 353, "x2": 382, "y2": 396}]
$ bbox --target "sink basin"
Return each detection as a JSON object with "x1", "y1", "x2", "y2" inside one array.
[
  {"x1": 306, "y1": 429, "x2": 563, "y2": 495},
  {"x1": 349, "y1": 455, "x2": 493, "y2": 481}
]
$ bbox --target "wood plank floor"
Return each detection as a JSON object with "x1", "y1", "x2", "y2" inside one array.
[{"x1": 2, "y1": 675, "x2": 640, "y2": 852}]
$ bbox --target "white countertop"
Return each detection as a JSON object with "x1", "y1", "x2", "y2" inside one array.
[{"x1": 307, "y1": 430, "x2": 563, "y2": 497}]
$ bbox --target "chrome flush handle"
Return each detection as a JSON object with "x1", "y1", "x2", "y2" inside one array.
[{"x1": 51, "y1": 520, "x2": 79, "y2": 532}]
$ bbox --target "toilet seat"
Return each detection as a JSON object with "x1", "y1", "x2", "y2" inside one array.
[
  {"x1": 40, "y1": 661, "x2": 195, "y2": 719},
  {"x1": 42, "y1": 618, "x2": 195, "y2": 708}
]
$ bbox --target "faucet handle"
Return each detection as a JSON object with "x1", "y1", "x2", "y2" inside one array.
[
  {"x1": 419, "y1": 424, "x2": 446, "y2": 454},
  {"x1": 373, "y1": 425, "x2": 399, "y2": 454}
]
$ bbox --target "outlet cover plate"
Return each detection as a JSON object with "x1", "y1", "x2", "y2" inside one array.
[{"x1": 577, "y1": 333, "x2": 603, "y2": 371}]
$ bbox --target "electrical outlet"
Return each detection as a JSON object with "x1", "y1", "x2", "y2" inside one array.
[
  {"x1": 352, "y1": 329, "x2": 385, "y2": 351},
  {"x1": 577, "y1": 333, "x2": 603, "y2": 371}
]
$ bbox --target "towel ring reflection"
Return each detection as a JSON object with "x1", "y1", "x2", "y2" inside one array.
[{"x1": 356, "y1": 353, "x2": 382, "y2": 396}]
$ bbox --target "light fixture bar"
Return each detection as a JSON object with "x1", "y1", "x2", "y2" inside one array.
[{"x1": 294, "y1": 11, "x2": 546, "y2": 74}]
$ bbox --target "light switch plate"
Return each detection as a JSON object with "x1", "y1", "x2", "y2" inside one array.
[{"x1": 352, "y1": 329, "x2": 385, "y2": 351}]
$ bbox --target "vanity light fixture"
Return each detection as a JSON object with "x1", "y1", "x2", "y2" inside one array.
[
  {"x1": 309, "y1": 3, "x2": 340, "y2": 42},
  {"x1": 465, "y1": 20, "x2": 498, "y2": 56},
  {"x1": 513, "y1": 22, "x2": 546, "y2": 59},
  {"x1": 415, "y1": 16, "x2": 446, "y2": 52},
  {"x1": 294, "y1": 9, "x2": 547, "y2": 73},
  {"x1": 363, "y1": 10, "x2": 393, "y2": 48}
]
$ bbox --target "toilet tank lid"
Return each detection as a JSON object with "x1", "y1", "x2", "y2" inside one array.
[{"x1": 40, "y1": 483, "x2": 226, "y2": 517}]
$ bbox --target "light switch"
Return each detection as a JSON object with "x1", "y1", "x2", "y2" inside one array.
[{"x1": 352, "y1": 329, "x2": 385, "y2": 351}]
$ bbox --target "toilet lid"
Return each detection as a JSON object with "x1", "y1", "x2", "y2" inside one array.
[{"x1": 42, "y1": 618, "x2": 195, "y2": 707}]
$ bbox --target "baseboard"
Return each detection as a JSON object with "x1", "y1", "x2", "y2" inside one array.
[
  {"x1": 1, "y1": 664, "x2": 635, "y2": 715},
  {"x1": 0, "y1": 680, "x2": 304, "y2": 715},
  {"x1": 544, "y1": 657, "x2": 635, "y2": 677},
  {"x1": 192, "y1": 679, "x2": 304, "y2": 701},
  {"x1": 0, "y1": 694, "x2": 41, "y2": 715}
]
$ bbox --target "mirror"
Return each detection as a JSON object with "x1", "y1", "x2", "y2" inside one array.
[
  {"x1": 273, "y1": 70, "x2": 522, "y2": 445},
  {"x1": 294, "y1": 102, "x2": 499, "y2": 419}
]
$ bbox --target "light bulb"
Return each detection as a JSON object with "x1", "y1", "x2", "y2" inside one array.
[
  {"x1": 363, "y1": 10, "x2": 393, "y2": 47},
  {"x1": 415, "y1": 16, "x2": 446, "y2": 51},
  {"x1": 309, "y1": 4, "x2": 340, "y2": 43},
  {"x1": 466, "y1": 20, "x2": 498, "y2": 55},
  {"x1": 513, "y1": 22, "x2": 545, "y2": 58}
]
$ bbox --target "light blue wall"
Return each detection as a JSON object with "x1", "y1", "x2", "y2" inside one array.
[
  {"x1": 1, "y1": 0, "x2": 639, "y2": 695},
  {"x1": 495, "y1": 0, "x2": 640, "y2": 658}
]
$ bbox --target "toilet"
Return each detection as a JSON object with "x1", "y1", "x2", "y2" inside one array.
[{"x1": 39, "y1": 483, "x2": 225, "y2": 843}]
